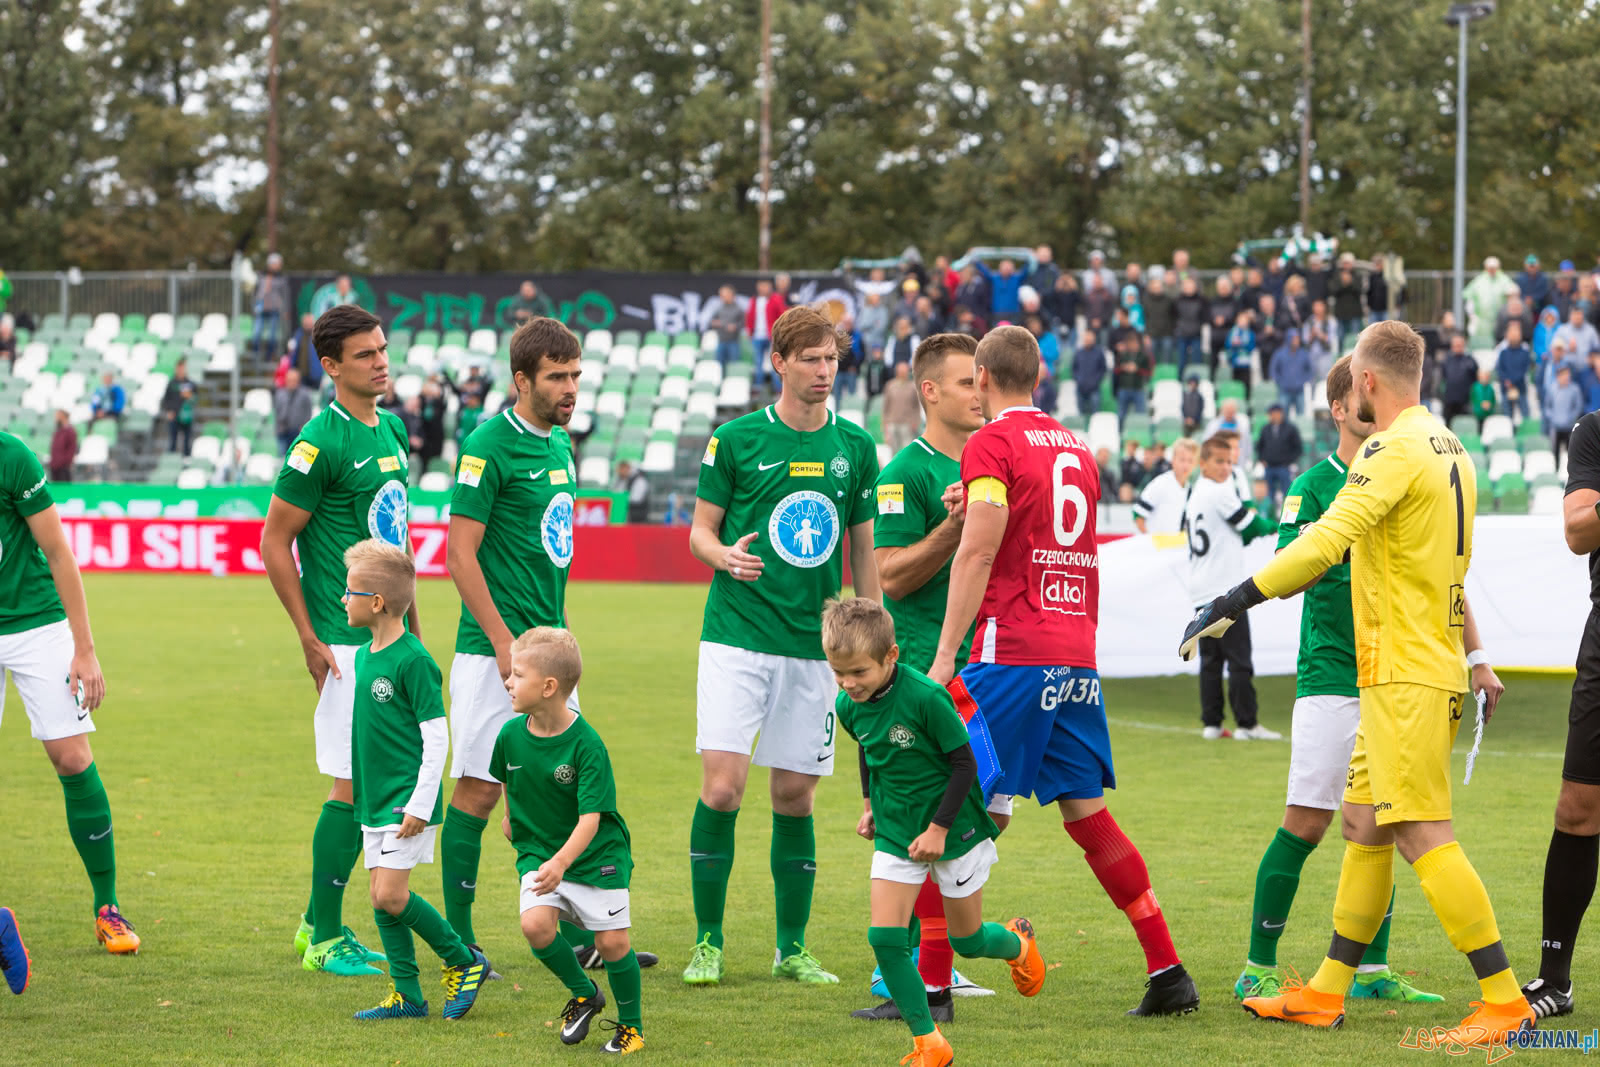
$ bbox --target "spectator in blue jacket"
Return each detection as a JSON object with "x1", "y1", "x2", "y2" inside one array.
[
  {"x1": 1119, "y1": 284, "x2": 1145, "y2": 333},
  {"x1": 90, "y1": 371, "x2": 126, "y2": 422},
  {"x1": 973, "y1": 257, "x2": 1024, "y2": 319},
  {"x1": 1541, "y1": 338, "x2": 1585, "y2": 432},
  {"x1": 1072, "y1": 329, "x2": 1107, "y2": 415},
  {"x1": 1533, "y1": 305, "x2": 1560, "y2": 367},
  {"x1": 1270, "y1": 329, "x2": 1313, "y2": 416},
  {"x1": 1494, "y1": 320, "x2": 1532, "y2": 421},
  {"x1": 1224, "y1": 311, "x2": 1255, "y2": 399},
  {"x1": 1026, "y1": 314, "x2": 1061, "y2": 378},
  {"x1": 1549, "y1": 364, "x2": 1585, "y2": 463},
  {"x1": 1517, "y1": 254, "x2": 1552, "y2": 312}
]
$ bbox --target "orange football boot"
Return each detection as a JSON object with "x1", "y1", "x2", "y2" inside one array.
[
  {"x1": 1444, "y1": 999, "x2": 1535, "y2": 1048},
  {"x1": 899, "y1": 1027, "x2": 954, "y2": 1067},
  {"x1": 1005, "y1": 917, "x2": 1045, "y2": 997},
  {"x1": 1242, "y1": 975, "x2": 1345, "y2": 1029},
  {"x1": 95, "y1": 905, "x2": 141, "y2": 955}
]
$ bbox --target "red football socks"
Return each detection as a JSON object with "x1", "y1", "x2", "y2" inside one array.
[
  {"x1": 1064, "y1": 808, "x2": 1181, "y2": 974},
  {"x1": 913, "y1": 876, "x2": 954, "y2": 989}
]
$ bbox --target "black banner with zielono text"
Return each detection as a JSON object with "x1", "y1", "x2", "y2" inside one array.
[{"x1": 291, "y1": 270, "x2": 863, "y2": 338}]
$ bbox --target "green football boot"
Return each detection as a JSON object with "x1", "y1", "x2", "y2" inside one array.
[
  {"x1": 294, "y1": 915, "x2": 313, "y2": 958},
  {"x1": 772, "y1": 943, "x2": 839, "y2": 985},
  {"x1": 303, "y1": 933, "x2": 385, "y2": 976},
  {"x1": 1350, "y1": 968, "x2": 1445, "y2": 1002},
  {"x1": 1233, "y1": 963, "x2": 1280, "y2": 1000},
  {"x1": 681, "y1": 935, "x2": 724, "y2": 986},
  {"x1": 340, "y1": 925, "x2": 386, "y2": 964}
]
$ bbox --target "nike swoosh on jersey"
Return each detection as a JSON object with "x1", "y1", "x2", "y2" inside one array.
[
  {"x1": 528, "y1": 469, "x2": 546, "y2": 481},
  {"x1": 505, "y1": 764, "x2": 522, "y2": 771},
  {"x1": 757, "y1": 460, "x2": 783, "y2": 471},
  {"x1": 353, "y1": 456, "x2": 373, "y2": 469}
]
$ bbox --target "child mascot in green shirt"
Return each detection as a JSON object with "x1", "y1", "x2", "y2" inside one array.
[
  {"x1": 494, "y1": 626, "x2": 644, "y2": 1055},
  {"x1": 822, "y1": 598, "x2": 1044, "y2": 1067},
  {"x1": 342, "y1": 540, "x2": 490, "y2": 1020}
]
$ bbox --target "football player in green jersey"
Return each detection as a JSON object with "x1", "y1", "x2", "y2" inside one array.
[
  {"x1": 1234, "y1": 354, "x2": 1459, "y2": 1003},
  {"x1": 858, "y1": 333, "x2": 1005, "y2": 1020},
  {"x1": 0, "y1": 431, "x2": 136, "y2": 954},
  {"x1": 340, "y1": 541, "x2": 488, "y2": 1021},
  {"x1": 684, "y1": 306, "x2": 881, "y2": 987},
  {"x1": 495, "y1": 627, "x2": 643, "y2": 1054},
  {"x1": 262, "y1": 304, "x2": 415, "y2": 976}
]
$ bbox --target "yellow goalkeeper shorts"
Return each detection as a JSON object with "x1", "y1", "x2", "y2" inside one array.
[{"x1": 1344, "y1": 682, "x2": 1467, "y2": 825}]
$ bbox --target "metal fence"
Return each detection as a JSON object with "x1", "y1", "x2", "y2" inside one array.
[{"x1": 7, "y1": 267, "x2": 1469, "y2": 326}]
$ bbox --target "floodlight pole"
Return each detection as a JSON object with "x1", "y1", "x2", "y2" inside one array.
[
  {"x1": 1298, "y1": 0, "x2": 1312, "y2": 232},
  {"x1": 266, "y1": 0, "x2": 281, "y2": 255},
  {"x1": 757, "y1": 0, "x2": 773, "y2": 273},
  {"x1": 1446, "y1": 2, "x2": 1491, "y2": 326}
]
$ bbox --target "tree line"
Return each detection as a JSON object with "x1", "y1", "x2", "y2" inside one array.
[{"x1": 3, "y1": 0, "x2": 1597, "y2": 274}]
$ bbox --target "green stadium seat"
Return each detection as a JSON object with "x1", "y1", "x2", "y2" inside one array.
[
  {"x1": 1449, "y1": 415, "x2": 1476, "y2": 438},
  {"x1": 68, "y1": 314, "x2": 91, "y2": 334},
  {"x1": 121, "y1": 314, "x2": 148, "y2": 336},
  {"x1": 1151, "y1": 365, "x2": 1178, "y2": 383},
  {"x1": 1061, "y1": 415, "x2": 1088, "y2": 431},
  {"x1": 1154, "y1": 417, "x2": 1184, "y2": 445},
  {"x1": 1488, "y1": 437, "x2": 1519, "y2": 454},
  {"x1": 441, "y1": 330, "x2": 468, "y2": 348},
  {"x1": 1216, "y1": 381, "x2": 1246, "y2": 402},
  {"x1": 1476, "y1": 480, "x2": 1494, "y2": 514},
  {"x1": 1531, "y1": 472, "x2": 1565, "y2": 491},
  {"x1": 1497, "y1": 486, "x2": 1530, "y2": 514},
  {"x1": 1467, "y1": 450, "x2": 1489, "y2": 478},
  {"x1": 643, "y1": 332, "x2": 670, "y2": 349},
  {"x1": 40, "y1": 314, "x2": 65, "y2": 334},
  {"x1": 1123, "y1": 414, "x2": 1153, "y2": 443},
  {"x1": 414, "y1": 330, "x2": 441, "y2": 347},
  {"x1": 614, "y1": 331, "x2": 642, "y2": 348},
  {"x1": 1456, "y1": 433, "x2": 1482, "y2": 454},
  {"x1": 1516, "y1": 418, "x2": 1545, "y2": 439},
  {"x1": 673, "y1": 332, "x2": 700, "y2": 349},
  {"x1": 174, "y1": 314, "x2": 200, "y2": 336}
]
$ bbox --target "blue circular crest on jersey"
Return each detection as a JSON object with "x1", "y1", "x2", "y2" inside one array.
[
  {"x1": 542, "y1": 492, "x2": 575, "y2": 569},
  {"x1": 768, "y1": 490, "x2": 839, "y2": 568},
  {"x1": 367, "y1": 480, "x2": 409, "y2": 546}
]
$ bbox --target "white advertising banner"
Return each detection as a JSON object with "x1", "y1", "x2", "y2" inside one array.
[{"x1": 1097, "y1": 516, "x2": 1589, "y2": 677}]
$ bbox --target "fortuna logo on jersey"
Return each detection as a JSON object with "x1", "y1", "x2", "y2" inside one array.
[
  {"x1": 370, "y1": 677, "x2": 395, "y2": 703},
  {"x1": 1040, "y1": 570, "x2": 1088, "y2": 615},
  {"x1": 768, "y1": 490, "x2": 839, "y2": 568},
  {"x1": 553, "y1": 764, "x2": 576, "y2": 785},
  {"x1": 368, "y1": 480, "x2": 409, "y2": 547},
  {"x1": 542, "y1": 492, "x2": 576, "y2": 568}
]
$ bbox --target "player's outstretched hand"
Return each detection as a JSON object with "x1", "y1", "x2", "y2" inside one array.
[
  {"x1": 70, "y1": 645, "x2": 105, "y2": 711},
  {"x1": 856, "y1": 810, "x2": 875, "y2": 841},
  {"x1": 1178, "y1": 579, "x2": 1267, "y2": 661},
  {"x1": 396, "y1": 814, "x2": 426, "y2": 839},
  {"x1": 302, "y1": 636, "x2": 342, "y2": 694},
  {"x1": 941, "y1": 481, "x2": 965, "y2": 523},
  {"x1": 907, "y1": 825, "x2": 947, "y2": 863},
  {"x1": 531, "y1": 857, "x2": 566, "y2": 896},
  {"x1": 723, "y1": 532, "x2": 764, "y2": 583},
  {"x1": 492, "y1": 638, "x2": 513, "y2": 683},
  {"x1": 1472, "y1": 663, "x2": 1505, "y2": 722}
]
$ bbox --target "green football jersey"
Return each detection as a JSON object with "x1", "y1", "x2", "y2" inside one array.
[
  {"x1": 0, "y1": 432, "x2": 66, "y2": 636},
  {"x1": 351, "y1": 633, "x2": 447, "y2": 829},
  {"x1": 490, "y1": 712, "x2": 632, "y2": 889},
  {"x1": 450, "y1": 410, "x2": 576, "y2": 656},
  {"x1": 272, "y1": 401, "x2": 412, "y2": 647},
  {"x1": 873, "y1": 437, "x2": 973, "y2": 673},
  {"x1": 696, "y1": 406, "x2": 880, "y2": 659},
  {"x1": 1278, "y1": 453, "x2": 1358, "y2": 699},
  {"x1": 835, "y1": 666, "x2": 997, "y2": 862}
]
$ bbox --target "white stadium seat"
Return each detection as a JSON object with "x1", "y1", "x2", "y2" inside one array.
[
  {"x1": 650, "y1": 407, "x2": 684, "y2": 434},
  {"x1": 637, "y1": 344, "x2": 667, "y2": 372},
  {"x1": 1532, "y1": 484, "x2": 1565, "y2": 515},
  {"x1": 199, "y1": 312, "x2": 229, "y2": 341},
  {"x1": 468, "y1": 328, "x2": 498, "y2": 354},
  {"x1": 575, "y1": 389, "x2": 597, "y2": 415},
  {"x1": 245, "y1": 453, "x2": 281, "y2": 483},
  {"x1": 419, "y1": 471, "x2": 453, "y2": 493},
  {"x1": 582, "y1": 364, "x2": 607, "y2": 391},
  {"x1": 717, "y1": 376, "x2": 751, "y2": 409},
  {"x1": 21, "y1": 341, "x2": 47, "y2": 365},
  {"x1": 407, "y1": 344, "x2": 438, "y2": 373},
  {"x1": 244, "y1": 388, "x2": 274, "y2": 416},
  {"x1": 607, "y1": 345, "x2": 638, "y2": 374},
  {"x1": 393, "y1": 374, "x2": 423, "y2": 402},
  {"x1": 100, "y1": 342, "x2": 130, "y2": 368},
  {"x1": 596, "y1": 391, "x2": 627, "y2": 419},
  {"x1": 191, "y1": 436, "x2": 222, "y2": 464},
  {"x1": 92, "y1": 312, "x2": 121, "y2": 339},
  {"x1": 568, "y1": 410, "x2": 593, "y2": 436},
  {"x1": 579, "y1": 455, "x2": 611, "y2": 487},
  {"x1": 177, "y1": 468, "x2": 210, "y2": 490},
  {"x1": 583, "y1": 329, "x2": 613, "y2": 356},
  {"x1": 640, "y1": 439, "x2": 675, "y2": 473},
  {"x1": 1151, "y1": 380, "x2": 1183, "y2": 420},
  {"x1": 146, "y1": 313, "x2": 175, "y2": 340},
  {"x1": 660, "y1": 376, "x2": 690, "y2": 404},
  {"x1": 686, "y1": 392, "x2": 718, "y2": 420},
  {"x1": 668, "y1": 345, "x2": 698, "y2": 371},
  {"x1": 74, "y1": 436, "x2": 110, "y2": 467},
  {"x1": 1087, "y1": 412, "x2": 1121, "y2": 455},
  {"x1": 129, "y1": 341, "x2": 159, "y2": 372},
  {"x1": 1488, "y1": 450, "x2": 1521, "y2": 481},
  {"x1": 1524, "y1": 450, "x2": 1557, "y2": 479},
  {"x1": 700, "y1": 330, "x2": 718, "y2": 352},
  {"x1": 1480, "y1": 415, "x2": 1514, "y2": 446},
  {"x1": 207, "y1": 343, "x2": 238, "y2": 373},
  {"x1": 692, "y1": 359, "x2": 723, "y2": 386}
]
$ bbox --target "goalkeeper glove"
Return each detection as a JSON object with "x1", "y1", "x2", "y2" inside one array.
[{"x1": 1178, "y1": 578, "x2": 1267, "y2": 662}]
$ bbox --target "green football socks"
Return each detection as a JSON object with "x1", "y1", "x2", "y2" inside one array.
[
  {"x1": 690, "y1": 801, "x2": 737, "y2": 950},
  {"x1": 869, "y1": 926, "x2": 934, "y2": 1036},
  {"x1": 441, "y1": 805, "x2": 488, "y2": 945},
  {"x1": 1360, "y1": 887, "x2": 1396, "y2": 967},
  {"x1": 399, "y1": 892, "x2": 472, "y2": 968},
  {"x1": 60, "y1": 762, "x2": 117, "y2": 914},
  {"x1": 604, "y1": 950, "x2": 644, "y2": 1032},
  {"x1": 374, "y1": 909, "x2": 425, "y2": 1005},
  {"x1": 771, "y1": 812, "x2": 815, "y2": 960},
  {"x1": 949, "y1": 922, "x2": 1023, "y2": 961},
  {"x1": 562, "y1": 921, "x2": 595, "y2": 953},
  {"x1": 1247, "y1": 826, "x2": 1317, "y2": 966},
  {"x1": 308, "y1": 800, "x2": 363, "y2": 945},
  {"x1": 534, "y1": 934, "x2": 599, "y2": 999}
]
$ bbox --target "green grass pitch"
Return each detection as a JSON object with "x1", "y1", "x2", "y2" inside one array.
[{"x1": 0, "y1": 575, "x2": 1587, "y2": 1064}]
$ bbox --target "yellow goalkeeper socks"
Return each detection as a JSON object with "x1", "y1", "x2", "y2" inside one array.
[
  {"x1": 1415, "y1": 841, "x2": 1522, "y2": 1004},
  {"x1": 1308, "y1": 842, "x2": 1394, "y2": 996}
]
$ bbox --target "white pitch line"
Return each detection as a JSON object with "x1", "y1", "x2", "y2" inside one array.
[{"x1": 1105, "y1": 717, "x2": 1566, "y2": 760}]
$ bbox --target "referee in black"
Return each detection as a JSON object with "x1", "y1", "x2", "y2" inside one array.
[{"x1": 1523, "y1": 410, "x2": 1600, "y2": 1019}]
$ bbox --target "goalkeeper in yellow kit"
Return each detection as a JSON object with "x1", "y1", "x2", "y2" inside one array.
[{"x1": 1180, "y1": 321, "x2": 1536, "y2": 1047}]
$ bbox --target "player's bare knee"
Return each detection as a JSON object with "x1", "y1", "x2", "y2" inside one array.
[
  {"x1": 1284, "y1": 805, "x2": 1334, "y2": 845},
  {"x1": 989, "y1": 813, "x2": 1012, "y2": 834},
  {"x1": 593, "y1": 928, "x2": 631, "y2": 962},
  {"x1": 699, "y1": 780, "x2": 744, "y2": 812},
  {"x1": 521, "y1": 907, "x2": 557, "y2": 948},
  {"x1": 371, "y1": 883, "x2": 408, "y2": 915},
  {"x1": 1554, "y1": 781, "x2": 1600, "y2": 835},
  {"x1": 1056, "y1": 795, "x2": 1106, "y2": 824},
  {"x1": 43, "y1": 737, "x2": 93, "y2": 777},
  {"x1": 450, "y1": 776, "x2": 501, "y2": 819},
  {"x1": 328, "y1": 778, "x2": 354, "y2": 805}
]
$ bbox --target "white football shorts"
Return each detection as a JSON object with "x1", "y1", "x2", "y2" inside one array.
[
  {"x1": 1286, "y1": 694, "x2": 1362, "y2": 811},
  {"x1": 449, "y1": 653, "x2": 580, "y2": 782},
  {"x1": 987, "y1": 794, "x2": 1014, "y2": 817},
  {"x1": 520, "y1": 873, "x2": 631, "y2": 931},
  {"x1": 313, "y1": 644, "x2": 362, "y2": 779},
  {"x1": 871, "y1": 838, "x2": 999, "y2": 900},
  {"x1": 0, "y1": 619, "x2": 94, "y2": 741},
  {"x1": 362, "y1": 825, "x2": 438, "y2": 871},
  {"x1": 695, "y1": 642, "x2": 837, "y2": 776}
]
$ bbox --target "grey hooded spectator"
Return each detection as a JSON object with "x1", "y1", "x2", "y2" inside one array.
[{"x1": 856, "y1": 290, "x2": 891, "y2": 354}]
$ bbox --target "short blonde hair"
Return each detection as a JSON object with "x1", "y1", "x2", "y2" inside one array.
[
  {"x1": 510, "y1": 627, "x2": 583, "y2": 696},
  {"x1": 1355, "y1": 320, "x2": 1424, "y2": 386},
  {"x1": 820, "y1": 597, "x2": 896, "y2": 663},
  {"x1": 974, "y1": 325, "x2": 1041, "y2": 393},
  {"x1": 343, "y1": 540, "x2": 415, "y2": 617},
  {"x1": 1170, "y1": 437, "x2": 1198, "y2": 459}
]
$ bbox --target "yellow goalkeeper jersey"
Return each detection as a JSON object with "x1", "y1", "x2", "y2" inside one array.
[{"x1": 1253, "y1": 405, "x2": 1472, "y2": 693}]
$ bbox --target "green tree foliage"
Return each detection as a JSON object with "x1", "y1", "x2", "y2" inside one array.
[{"x1": 5, "y1": 0, "x2": 1599, "y2": 271}]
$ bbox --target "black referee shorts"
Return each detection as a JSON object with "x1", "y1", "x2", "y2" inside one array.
[{"x1": 1565, "y1": 608, "x2": 1600, "y2": 784}]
